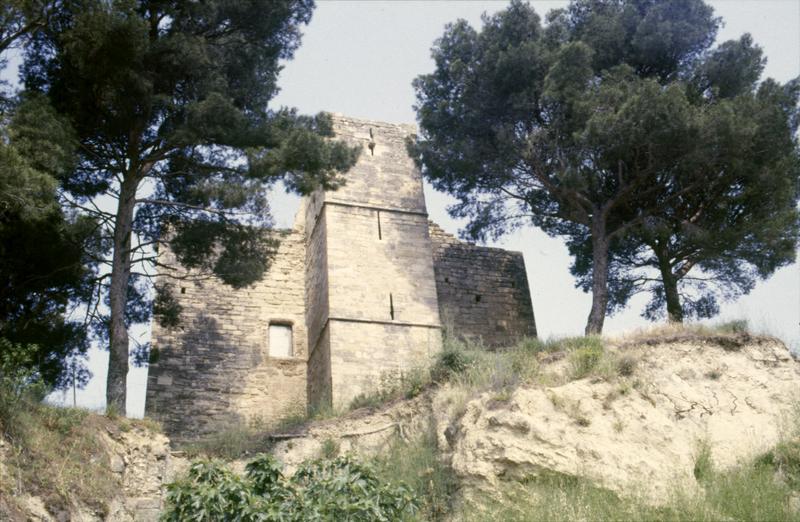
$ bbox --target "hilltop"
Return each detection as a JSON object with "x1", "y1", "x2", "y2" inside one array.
[{"x1": 2, "y1": 325, "x2": 800, "y2": 520}]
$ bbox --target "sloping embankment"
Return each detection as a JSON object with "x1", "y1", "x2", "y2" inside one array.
[{"x1": 2, "y1": 331, "x2": 798, "y2": 519}]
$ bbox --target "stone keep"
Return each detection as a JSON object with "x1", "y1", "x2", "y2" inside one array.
[{"x1": 146, "y1": 115, "x2": 537, "y2": 439}]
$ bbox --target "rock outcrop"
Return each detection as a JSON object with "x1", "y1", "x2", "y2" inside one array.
[
  {"x1": 3, "y1": 332, "x2": 798, "y2": 519},
  {"x1": 1, "y1": 423, "x2": 188, "y2": 522},
  {"x1": 446, "y1": 335, "x2": 799, "y2": 502}
]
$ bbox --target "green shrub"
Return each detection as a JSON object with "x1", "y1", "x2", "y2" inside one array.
[
  {"x1": 320, "y1": 437, "x2": 340, "y2": 459},
  {"x1": 756, "y1": 438, "x2": 800, "y2": 488},
  {"x1": 376, "y1": 429, "x2": 459, "y2": 520},
  {"x1": 0, "y1": 371, "x2": 119, "y2": 518},
  {"x1": 713, "y1": 319, "x2": 749, "y2": 335},
  {"x1": 459, "y1": 472, "x2": 654, "y2": 522},
  {"x1": 431, "y1": 347, "x2": 472, "y2": 382},
  {"x1": 568, "y1": 338, "x2": 605, "y2": 379},
  {"x1": 698, "y1": 462, "x2": 795, "y2": 522},
  {"x1": 349, "y1": 368, "x2": 431, "y2": 410},
  {"x1": 616, "y1": 355, "x2": 637, "y2": 377},
  {"x1": 0, "y1": 339, "x2": 47, "y2": 438},
  {"x1": 693, "y1": 440, "x2": 714, "y2": 484},
  {"x1": 162, "y1": 454, "x2": 418, "y2": 522}
]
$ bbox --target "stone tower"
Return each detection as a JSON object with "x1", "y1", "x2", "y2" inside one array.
[
  {"x1": 305, "y1": 116, "x2": 442, "y2": 410},
  {"x1": 145, "y1": 114, "x2": 535, "y2": 440}
]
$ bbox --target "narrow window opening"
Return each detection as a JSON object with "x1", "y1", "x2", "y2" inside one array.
[
  {"x1": 389, "y1": 293, "x2": 395, "y2": 320},
  {"x1": 269, "y1": 324, "x2": 293, "y2": 358},
  {"x1": 180, "y1": 287, "x2": 186, "y2": 294},
  {"x1": 377, "y1": 210, "x2": 382, "y2": 240},
  {"x1": 368, "y1": 128, "x2": 376, "y2": 156},
  {"x1": 444, "y1": 277, "x2": 449, "y2": 283},
  {"x1": 475, "y1": 294, "x2": 482, "y2": 303}
]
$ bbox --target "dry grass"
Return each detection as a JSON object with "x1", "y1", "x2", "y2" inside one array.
[
  {"x1": 608, "y1": 319, "x2": 763, "y2": 349},
  {"x1": 1, "y1": 399, "x2": 122, "y2": 518},
  {"x1": 458, "y1": 440, "x2": 800, "y2": 522}
]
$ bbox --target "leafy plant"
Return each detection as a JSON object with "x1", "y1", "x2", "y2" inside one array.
[
  {"x1": 162, "y1": 454, "x2": 418, "y2": 521},
  {"x1": 568, "y1": 340, "x2": 605, "y2": 380},
  {"x1": 376, "y1": 429, "x2": 458, "y2": 520},
  {"x1": 411, "y1": 0, "x2": 799, "y2": 332},
  {"x1": 431, "y1": 346, "x2": 473, "y2": 382},
  {"x1": 616, "y1": 355, "x2": 637, "y2": 377}
]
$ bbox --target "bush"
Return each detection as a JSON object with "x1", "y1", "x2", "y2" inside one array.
[
  {"x1": 756, "y1": 438, "x2": 800, "y2": 488},
  {"x1": 0, "y1": 353, "x2": 119, "y2": 517},
  {"x1": 0, "y1": 339, "x2": 47, "y2": 437},
  {"x1": 349, "y1": 367, "x2": 430, "y2": 411},
  {"x1": 693, "y1": 440, "x2": 714, "y2": 484},
  {"x1": 713, "y1": 319, "x2": 749, "y2": 335},
  {"x1": 616, "y1": 355, "x2": 637, "y2": 377},
  {"x1": 567, "y1": 338, "x2": 605, "y2": 380},
  {"x1": 376, "y1": 429, "x2": 459, "y2": 520},
  {"x1": 431, "y1": 347, "x2": 472, "y2": 382},
  {"x1": 162, "y1": 454, "x2": 418, "y2": 522}
]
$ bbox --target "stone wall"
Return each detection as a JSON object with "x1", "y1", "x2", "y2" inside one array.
[
  {"x1": 145, "y1": 114, "x2": 537, "y2": 438},
  {"x1": 308, "y1": 116, "x2": 444, "y2": 408},
  {"x1": 429, "y1": 222, "x2": 537, "y2": 346},
  {"x1": 304, "y1": 193, "x2": 330, "y2": 410},
  {"x1": 145, "y1": 227, "x2": 308, "y2": 439}
]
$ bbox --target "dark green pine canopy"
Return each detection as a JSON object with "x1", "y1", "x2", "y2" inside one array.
[
  {"x1": 23, "y1": 0, "x2": 360, "y2": 412},
  {"x1": 411, "y1": 0, "x2": 799, "y2": 332}
]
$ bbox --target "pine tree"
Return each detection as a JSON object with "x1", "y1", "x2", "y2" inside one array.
[
  {"x1": 23, "y1": 0, "x2": 359, "y2": 413},
  {"x1": 0, "y1": 94, "x2": 98, "y2": 387},
  {"x1": 411, "y1": 0, "x2": 799, "y2": 333}
]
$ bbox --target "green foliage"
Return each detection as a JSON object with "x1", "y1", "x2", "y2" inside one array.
[
  {"x1": 712, "y1": 319, "x2": 749, "y2": 335},
  {"x1": 180, "y1": 418, "x2": 273, "y2": 461},
  {"x1": 431, "y1": 343, "x2": 474, "y2": 382},
  {"x1": 349, "y1": 367, "x2": 430, "y2": 411},
  {"x1": 616, "y1": 355, "x2": 637, "y2": 377},
  {"x1": 0, "y1": 367, "x2": 119, "y2": 517},
  {"x1": 693, "y1": 440, "x2": 714, "y2": 484},
  {"x1": 376, "y1": 429, "x2": 459, "y2": 520},
  {"x1": 459, "y1": 472, "x2": 650, "y2": 522},
  {"x1": 22, "y1": 0, "x2": 360, "y2": 411},
  {"x1": 320, "y1": 438, "x2": 339, "y2": 459},
  {"x1": 756, "y1": 439, "x2": 800, "y2": 489},
  {"x1": 567, "y1": 337, "x2": 605, "y2": 379},
  {"x1": 411, "y1": 0, "x2": 799, "y2": 333},
  {"x1": 0, "y1": 340, "x2": 45, "y2": 437},
  {"x1": 0, "y1": 95, "x2": 95, "y2": 389},
  {"x1": 162, "y1": 454, "x2": 418, "y2": 522},
  {"x1": 460, "y1": 451, "x2": 800, "y2": 522},
  {"x1": 292, "y1": 456, "x2": 417, "y2": 520}
]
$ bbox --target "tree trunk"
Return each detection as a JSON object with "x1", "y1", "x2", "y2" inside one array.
[
  {"x1": 585, "y1": 219, "x2": 610, "y2": 335},
  {"x1": 654, "y1": 242, "x2": 683, "y2": 323},
  {"x1": 106, "y1": 175, "x2": 138, "y2": 414}
]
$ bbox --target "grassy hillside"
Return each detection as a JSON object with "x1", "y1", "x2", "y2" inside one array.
[
  {"x1": 3, "y1": 323, "x2": 799, "y2": 521},
  {"x1": 0, "y1": 377, "x2": 160, "y2": 520}
]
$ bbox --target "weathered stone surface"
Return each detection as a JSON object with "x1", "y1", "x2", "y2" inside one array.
[
  {"x1": 145, "y1": 227, "x2": 309, "y2": 439},
  {"x1": 146, "y1": 114, "x2": 537, "y2": 439},
  {"x1": 448, "y1": 337, "x2": 800, "y2": 503},
  {"x1": 429, "y1": 222, "x2": 537, "y2": 346},
  {"x1": 1, "y1": 423, "x2": 188, "y2": 522}
]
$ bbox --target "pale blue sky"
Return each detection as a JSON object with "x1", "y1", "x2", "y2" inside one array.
[{"x1": 46, "y1": 1, "x2": 800, "y2": 416}]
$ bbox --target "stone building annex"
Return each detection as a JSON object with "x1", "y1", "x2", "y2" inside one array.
[{"x1": 145, "y1": 115, "x2": 537, "y2": 439}]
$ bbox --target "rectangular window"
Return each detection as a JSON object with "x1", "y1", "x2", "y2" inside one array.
[{"x1": 269, "y1": 324, "x2": 293, "y2": 358}]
